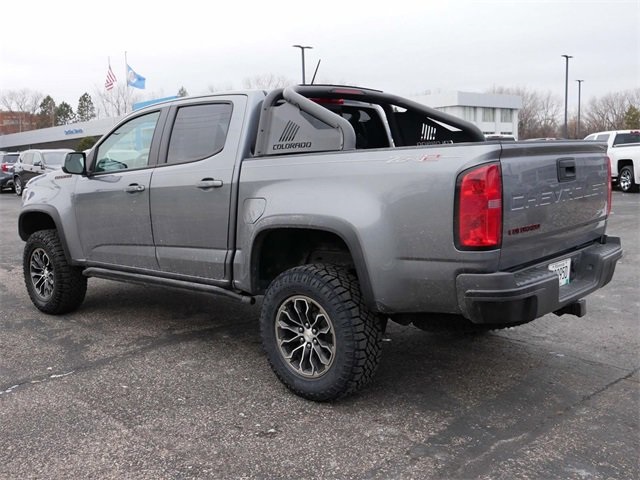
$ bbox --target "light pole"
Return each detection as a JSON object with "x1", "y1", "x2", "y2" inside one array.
[
  {"x1": 576, "y1": 79, "x2": 584, "y2": 138},
  {"x1": 293, "y1": 45, "x2": 313, "y2": 85},
  {"x1": 562, "y1": 54, "x2": 573, "y2": 139}
]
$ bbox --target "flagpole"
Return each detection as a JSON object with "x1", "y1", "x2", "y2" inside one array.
[{"x1": 124, "y1": 51, "x2": 129, "y2": 113}]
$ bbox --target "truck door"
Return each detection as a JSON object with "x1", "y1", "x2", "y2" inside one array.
[
  {"x1": 74, "y1": 110, "x2": 164, "y2": 269},
  {"x1": 149, "y1": 96, "x2": 246, "y2": 281}
]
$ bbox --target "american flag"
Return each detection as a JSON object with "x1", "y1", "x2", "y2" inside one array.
[{"x1": 105, "y1": 65, "x2": 117, "y2": 91}]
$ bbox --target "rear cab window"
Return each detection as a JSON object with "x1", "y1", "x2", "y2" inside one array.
[
  {"x1": 612, "y1": 132, "x2": 640, "y2": 146},
  {"x1": 166, "y1": 103, "x2": 233, "y2": 164}
]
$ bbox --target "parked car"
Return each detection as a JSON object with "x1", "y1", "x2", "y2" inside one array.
[
  {"x1": 584, "y1": 130, "x2": 640, "y2": 192},
  {"x1": 0, "y1": 152, "x2": 20, "y2": 192},
  {"x1": 484, "y1": 134, "x2": 516, "y2": 141},
  {"x1": 13, "y1": 149, "x2": 73, "y2": 196}
]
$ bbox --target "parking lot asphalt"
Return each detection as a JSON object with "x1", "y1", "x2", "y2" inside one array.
[{"x1": 0, "y1": 190, "x2": 638, "y2": 480}]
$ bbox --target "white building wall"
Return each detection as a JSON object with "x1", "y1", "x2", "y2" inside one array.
[
  {"x1": 0, "y1": 116, "x2": 122, "y2": 150},
  {"x1": 411, "y1": 91, "x2": 522, "y2": 139}
]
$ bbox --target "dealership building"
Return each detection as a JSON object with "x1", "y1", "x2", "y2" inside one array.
[
  {"x1": 0, "y1": 91, "x2": 522, "y2": 152},
  {"x1": 411, "y1": 91, "x2": 522, "y2": 139},
  {"x1": 0, "y1": 116, "x2": 122, "y2": 152}
]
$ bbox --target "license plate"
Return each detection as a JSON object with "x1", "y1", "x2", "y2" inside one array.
[{"x1": 549, "y1": 258, "x2": 571, "y2": 286}]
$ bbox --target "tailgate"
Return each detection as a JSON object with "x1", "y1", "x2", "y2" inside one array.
[{"x1": 499, "y1": 141, "x2": 609, "y2": 270}]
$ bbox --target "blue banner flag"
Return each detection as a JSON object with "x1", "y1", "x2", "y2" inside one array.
[{"x1": 126, "y1": 64, "x2": 146, "y2": 89}]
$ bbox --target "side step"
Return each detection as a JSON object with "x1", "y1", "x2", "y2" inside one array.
[{"x1": 83, "y1": 267, "x2": 256, "y2": 304}]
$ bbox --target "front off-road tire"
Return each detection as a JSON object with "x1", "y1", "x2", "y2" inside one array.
[
  {"x1": 23, "y1": 229, "x2": 87, "y2": 314},
  {"x1": 260, "y1": 264, "x2": 384, "y2": 401}
]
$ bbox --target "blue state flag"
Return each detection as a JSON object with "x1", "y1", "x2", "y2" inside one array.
[{"x1": 126, "y1": 64, "x2": 146, "y2": 89}]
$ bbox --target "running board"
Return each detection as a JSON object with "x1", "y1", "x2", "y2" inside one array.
[{"x1": 83, "y1": 267, "x2": 256, "y2": 304}]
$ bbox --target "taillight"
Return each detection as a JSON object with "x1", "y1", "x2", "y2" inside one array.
[
  {"x1": 0, "y1": 163, "x2": 8, "y2": 173},
  {"x1": 310, "y1": 97, "x2": 344, "y2": 105},
  {"x1": 455, "y1": 163, "x2": 502, "y2": 249},
  {"x1": 330, "y1": 88, "x2": 365, "y2": 95},
  {"x1": 606, "y1": 156, "x2": 612, "y2": 216}
]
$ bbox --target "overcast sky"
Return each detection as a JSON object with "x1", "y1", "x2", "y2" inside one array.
[{"x1": 1, "y1": 0, "x2": 638, "y2": 112}]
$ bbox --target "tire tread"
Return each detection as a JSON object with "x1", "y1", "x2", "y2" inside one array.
[
  {"x1": 23, "y1": 229, "x2": 87, "y2": 314},
  {"x1": 260, "y1": 264, "x2": 383, "y2": 401}
]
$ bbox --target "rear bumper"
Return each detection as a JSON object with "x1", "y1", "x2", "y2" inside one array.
[{"x1": 456, "y1": 236, "x2": 622, "y2": 324}]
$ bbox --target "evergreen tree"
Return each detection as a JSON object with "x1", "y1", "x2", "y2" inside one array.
[
  {"x1": 76, "y1": 93, "x2": 96, "y2": 122},
  {"x1": 37, "y1": 95, "x2": 56, "y2": 128},
  {"x1": 177, "y1": 86, "x2": 188, "y2": 97},
  {"x1": 76, "y1": 136, "x2": 98, "y2": 151},
  {"x1": 623, "y1": 105, "x2": 640, "y2": 129},
  {"x1": 55, "y1": 102, "x2": 76, "y2": 125}
]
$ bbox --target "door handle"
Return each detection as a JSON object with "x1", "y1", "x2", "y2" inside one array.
[
  {"x1": 124, "y1": 184, "x2": 145, "y2": 193},
  {"x1": 557, "y1": 158, "x2": 576, "y2": 182},
  {"x1": 197, "y1": 178, "x2": 223, "y2": 189}
]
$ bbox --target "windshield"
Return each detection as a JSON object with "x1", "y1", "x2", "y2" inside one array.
[
  {"x1": 2, "y1": 154, "x2": 18, "y2": 164},
  {"x1": 42, "y1": 152, "x2": 69, "y2": 166}
]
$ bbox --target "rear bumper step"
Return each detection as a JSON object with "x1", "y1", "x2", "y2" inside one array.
[{"x1": 456, "y1": 236, "x2": 622, "y2": 324}]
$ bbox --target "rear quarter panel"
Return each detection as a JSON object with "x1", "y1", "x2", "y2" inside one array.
[{"x1": 235, "y1": 143, "x2": 504, "y2": 314}]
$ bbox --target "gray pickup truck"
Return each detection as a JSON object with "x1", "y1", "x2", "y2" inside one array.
[{"x1": 19, "y1": 85, "x2": 623, "y2": 401}]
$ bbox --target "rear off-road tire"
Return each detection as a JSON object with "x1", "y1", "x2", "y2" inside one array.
[{"x1": 260, "y1": 264, "x2": 384, "y2": 401}]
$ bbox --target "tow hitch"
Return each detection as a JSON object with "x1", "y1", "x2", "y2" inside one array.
[{"x1": 553, "y1": 299, "x2": 587, "y2": 318}]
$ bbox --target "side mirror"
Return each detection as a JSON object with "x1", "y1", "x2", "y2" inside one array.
[
  {"x1": 63, "y1": 152, "x2": 86, "y2": 175},
  {"x1": 34, "y1": 160, "x2": 42, "y2": 167}
]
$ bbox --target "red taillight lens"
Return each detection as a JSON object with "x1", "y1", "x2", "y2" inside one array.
[
  {"x1": 310, "y1": 97, "x2": 344, "y2": 105},
  {"x1": 0, "y1": 163, "x2": 8, "y2": 173},
  {"x1": 606, "y1": 156, "x2": 612, "y2": 216},
  {"x1": 456, "y1": 163, "x2": 502, "y2": 249}
]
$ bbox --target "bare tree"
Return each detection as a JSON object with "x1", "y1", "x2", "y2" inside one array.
[
  {"x1": 488, "y1": 86, "x2": 561, "y2": 139},
  {"x1": 207, "y1": 83, "x2": 235, "y2": 93},
  {"x1": 536, "y1": 90, "x2": 562, "y2": 137},
  {"x1": 93, "y1": 84, "x2": 141, "y2": 118},
  {"x1": 242, "y1": 74, "x2": 293, "y2": 90},
  {"x1": 583, "y1": 89, "x2": 640, "y2": 133},
  {"x1": 0, "y1": 88, "x2": 44, "y2": 132}
]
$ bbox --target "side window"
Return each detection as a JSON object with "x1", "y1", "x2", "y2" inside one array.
[
  {"x1": 33, "y1": 152, "x2": 43, "y2": 166},
  {"x1": 95, "y1": 111, "x2": 160, "y2": 173},
  {"x1": 166, "y1": 103, "x2": 232, "y2": 164},
  {"x1": 595, "y1": 134, "x2": 610, "y2": 142},
  {"x1": 21, "y1": 152, "x2": 33, "y2": 165}
]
